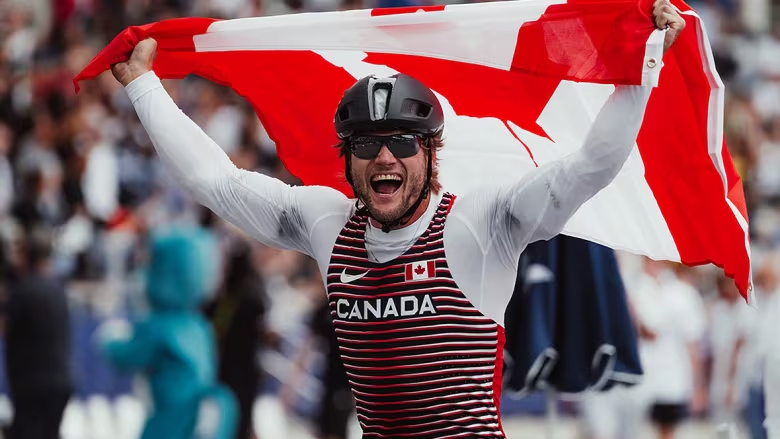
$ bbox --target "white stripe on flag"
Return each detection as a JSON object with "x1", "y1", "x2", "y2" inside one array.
[{"x1": 194, "y1": 0, "x2": 563, "y2": 69}]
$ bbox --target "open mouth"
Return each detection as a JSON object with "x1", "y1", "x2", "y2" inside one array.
[{"x1": 370, "y1": 174, "x2": 403, "y2": 195}]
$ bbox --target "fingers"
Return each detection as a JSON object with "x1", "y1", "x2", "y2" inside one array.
[
  {"x1": 654, "y1": 6, "x2": 675, "y2": 27},
  {"x1": 110, "y1": 62, "x2": 126, "y2": 80},
  {"x1": 110, "y1": 38, "x2": 157, "y2": 86},
  {"x1": 131, "y1": 38, "x2": 158, "y2": 70},
  {"x1": 653, "y1": 0, "x2": 685, "y2": 52},
  {"x1": 665, "y1": 12, "x2": 685, "y2": 30},
  {"x1": 652, "y1": 0, "x2": 683, "y2": 30},
  {"x1": 652, "y1": 0, "x2": 671, "y2": 12},
  {"x1": 138, "y1": 37, "x2": 158, "y2": 52},
  {"x1": 656, "y1": 10, "x2": 678, "y2": 29}
]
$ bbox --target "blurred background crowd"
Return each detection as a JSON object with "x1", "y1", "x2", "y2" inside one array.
[{"x1": 0, "y1": 0, "x2": 777, "y2": 437}]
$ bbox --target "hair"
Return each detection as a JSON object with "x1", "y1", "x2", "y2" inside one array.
[
  {"x1": 223, "y1": 240, "x2": 261, "y2": 296},
  {"x1": 335, "y1": 131, "x2": 444, "y2": 195},
  {"x1": 19, "y1": 227, "x2": 53, "y2": 274}
]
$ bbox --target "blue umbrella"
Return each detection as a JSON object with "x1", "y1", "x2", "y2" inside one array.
[{"x1": 502, "y1": 235, "x2": 643, "y2": 399}]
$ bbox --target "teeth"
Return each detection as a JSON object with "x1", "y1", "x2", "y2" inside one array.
[{"x1": 371, "y1": 174, "x2": 402, "y2": 182}]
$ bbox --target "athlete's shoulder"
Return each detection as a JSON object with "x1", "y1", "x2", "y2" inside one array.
[
  {"x1": 291, "y1": 183, "x2": 349, "y2": 198},
  {"x1": 441, "y1": 187, "x2": 491, "y2": 215},
  {"x1": 438, "y1": 190, "x2": 473, "y2": 232},
  {"x1": 276, "y1": 185, "x2": 356, "y2": 250},
  {"x1": 289, "y1": 184, "x2": 353, "y2": 211}
]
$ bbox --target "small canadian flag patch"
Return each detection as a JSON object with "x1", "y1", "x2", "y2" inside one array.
[{"x1": 405, "y1": 260, "x2": 436, "y2": 281}]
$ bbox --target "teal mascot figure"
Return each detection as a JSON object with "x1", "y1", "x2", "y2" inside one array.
[{"x1": 97, "y1": 228, "x2": 237, "y2": 439}]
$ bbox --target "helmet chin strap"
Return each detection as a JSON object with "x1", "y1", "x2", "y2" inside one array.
[
  {"x1": 347, "y1": 149, "x2": 433, "y2": 233},
  {"x1": 378, "y1": 149, "x2": 432, "y2": 233}
]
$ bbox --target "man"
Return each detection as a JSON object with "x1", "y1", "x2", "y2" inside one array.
[
  {"x1": 3, "y1": 229, "x2": 73, "y2": 439},
  {"x1": 204, "y1": 240, "x2": 268, "y2": 439},
  {"x1": 708, "y1": 274, "x2": 754, "y2": 426},
  {"x1": 762, "y1": 270, "x2": 780, "y2": 439},
  {"x1": 110, "y1": 1, "x2": 684, "y2": 435},
  {"x1": 628, "y1": 258, "x2": 707, "y2": 439}
]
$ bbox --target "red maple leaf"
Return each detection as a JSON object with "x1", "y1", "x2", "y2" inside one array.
[{"x1": 414, "y1": 264, "x2": 426, "y2": 275}]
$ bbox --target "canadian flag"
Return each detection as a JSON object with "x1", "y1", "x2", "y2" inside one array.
[
  {"x1": 73, "y1": 0, "x2": 753, "y2": 302},
  {"x1": 405, "y1": 261, "x2": 436, "y2": 282}
]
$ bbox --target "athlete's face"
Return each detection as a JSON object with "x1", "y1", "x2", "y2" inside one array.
[{"x1": 348, "y1": 131, "x2": 428, "y2": 225}]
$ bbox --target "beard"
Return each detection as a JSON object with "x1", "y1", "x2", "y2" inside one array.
[{"x1": 352, "y1": 169, "x2": 427, "y2": 225}]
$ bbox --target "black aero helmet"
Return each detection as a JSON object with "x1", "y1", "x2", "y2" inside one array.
[{"x1": 334, "y1": 73, "x2": 444, "y2": 139}]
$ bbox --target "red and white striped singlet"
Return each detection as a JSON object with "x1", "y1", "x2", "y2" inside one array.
[{"x1": 325, "y1": 193, "x2": 507, "y2": 438}]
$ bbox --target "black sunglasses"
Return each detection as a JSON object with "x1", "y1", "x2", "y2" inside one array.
[{"x1": 348, "y1": 134, "x2": 422, "y2": 160}]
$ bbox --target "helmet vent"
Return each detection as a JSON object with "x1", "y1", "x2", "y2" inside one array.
[
  {"x1": 338, "y1": 106, "x2": 350, "y2": 122},
  {"x1": 403, "y1": 99, "x2": 432, "y2": 119},
  {"x1": 371, "y1": 84, "x2": 392, "y2": 120}
]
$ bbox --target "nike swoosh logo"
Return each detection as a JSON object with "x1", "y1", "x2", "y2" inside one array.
[{"x1": 340, "y1": 269, "x2": 369, "y2": 284}]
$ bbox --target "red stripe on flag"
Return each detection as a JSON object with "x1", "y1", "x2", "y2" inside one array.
[
  {"x1": 193, "y1": 51, "x2": 355, "y2": 195},
  {"x1": 728, "y1": 180, "x2": 748, "y2": 224},
  {"x1": 73, "y1": 21, "x2": 356, "y2": 196},
  {"x1": 73, "y1": 18, "x2": 217, "y2": 92},
  {"x1": 635, "y1": 10, "x2": 750, "y2": 298},
  {"x1": 364, "y1": 53, "x2": 558, "y2": 140},
  {"x1": 186, "y1": 54, "x2": 356, "y2": 193}
]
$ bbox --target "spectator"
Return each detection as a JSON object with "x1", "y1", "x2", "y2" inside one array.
[
  {"x1": 3, "y1": 227, "x2": 73, "y2": 439},
  {"x1": 707, "y1": 275, "x2": 756, "y2": 425},
  {"x1": 0, "y1": 123, "x2": 14, "y2": 219},
  {"x1": 310, "y1": 286, "x2": 353, "y2": 439},
  {"x1": 742, "y1": 253, "x2": 780, "y2": 439},
  {"x1": 205, "y1": 240, "x2": 269, "y2": 439},
  {"x1": 628, "y1": 258, "x2": 707, "y2": 439}
]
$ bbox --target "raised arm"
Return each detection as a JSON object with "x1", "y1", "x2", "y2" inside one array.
[
  {"x1": 505, "y1": 0, "x2": 685, "y2": 244},
  {"x1": 115, "y1": 39, "x2": 351, "y2": 259},
  {"x1": 507, "y1": 83, "x2": 653, "y2": 243},
  {"x1": 452, "y1": 82, "x2": 655, "y2": 276}
]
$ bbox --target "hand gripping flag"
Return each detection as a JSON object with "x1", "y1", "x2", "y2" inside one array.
[{"x1": 74, "y1": 0, "x2": 754, "y2": 303}]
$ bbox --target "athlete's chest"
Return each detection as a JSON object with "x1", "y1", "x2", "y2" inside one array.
[
  {"x1": 327, "y1": 257, "x2": 456, "y2": 322},
  {"x1": 325, "y1": 234, "x2": 497, "y2": 366},
  {"x1": 327, "y1": 195, "x2": 466, "y2": 320}
]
